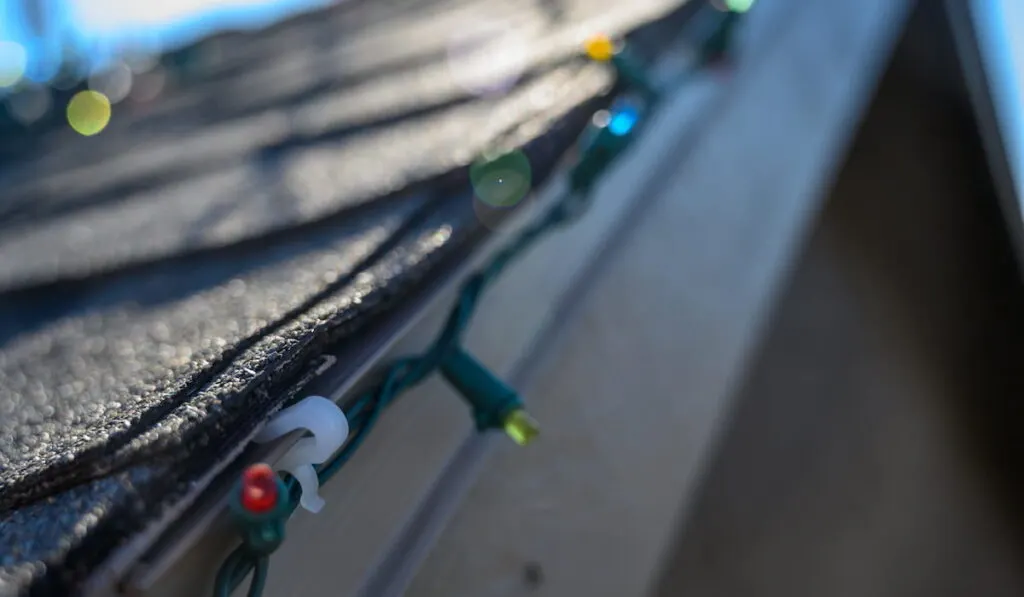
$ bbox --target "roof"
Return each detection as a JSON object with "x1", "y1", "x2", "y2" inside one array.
[{"x1": 0, "y1": 0, "x2": 699, "y2": 593}]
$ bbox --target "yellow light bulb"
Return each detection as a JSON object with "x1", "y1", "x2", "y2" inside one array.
[
  {"x1": 584, "y1": 34, "x2": 616, "y2": 62},
  {"x1": 67, "y1": 91, "x2": 111, "y2": 136},
  {"x1": 503, "y1": 409, "x2": 539, "y2": 446}
]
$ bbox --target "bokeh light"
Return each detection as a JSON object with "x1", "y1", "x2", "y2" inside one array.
[
  {"x1": 470, "y1": 150, "x2": 533, "y2": 208},
  {"x1": 584, "y1": 34, "x2": 616, "y2": 62},
  {"x1": 725, "y1": 0, "x2": 756, "y2": 13},
  {"x1": 0, "y1": 0, "x2": 331, "y2": 91},
  {"x1": 51, "y1": 63, "x2": 88, "y2": 91},
  {"x1": 0, "y1": 41, "x2": 28, "y2": 88},
  {"x1": 89, "y1": 62, "x2": 134, "y2": 103},
  {"x1": 130, "y1": 68, "x2": 167, "y2": 103},
  {"x1": 124, "y1": 53, "x2": 159, "y2": 74},
  {"x1": 67, "y1": 90, "x2": 112, "y2": 136},
  {"x1": 609, "y1": 107, "x2": 639, "y2": 136},
  {"x1": 7, "y1": 86, "x2": 53, "y2": 125}
]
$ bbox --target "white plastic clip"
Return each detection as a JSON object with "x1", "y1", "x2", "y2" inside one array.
[{"x1": 254, "y1": 395, "x2": 349, "y2": 513}]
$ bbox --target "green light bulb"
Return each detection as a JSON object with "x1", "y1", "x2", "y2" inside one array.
[
  {"x1": 726, "y1": 0, "x2": 755, "y2": 13},
  {"x1": 503, "y1": 409, "x2": 540, "y2": 446}
]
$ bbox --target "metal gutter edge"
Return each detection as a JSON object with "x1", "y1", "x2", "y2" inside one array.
[
  {"x1": 944, "y1": 0, "x2": 1024, "y2": 274},
  {"x1": 353, "y1": 35, "x2": 730, "y2": 597}
]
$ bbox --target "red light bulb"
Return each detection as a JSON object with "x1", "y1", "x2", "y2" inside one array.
[{"x1": 240, "y1": 463, "x2": 279, "y2": 514}]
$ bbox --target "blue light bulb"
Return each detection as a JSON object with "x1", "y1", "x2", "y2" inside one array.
[{"x1": 608, "y1": 107, "x2": 638, "y2": 136}]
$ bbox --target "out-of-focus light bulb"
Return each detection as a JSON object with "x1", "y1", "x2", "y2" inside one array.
[
  {"x1": 7, "y1": 86, "x2": 52, "y2": 124},
  {"x1": 89, "y1": 63, "x2": 133, "y2": 104},
  {"x1": 726, "y1": 0, "x2": 756, "y2": 12},
  {"x1": 0, "y1": 41, "x2": 27, "y2": 88},
  {"x1": 584, "y1": 34, "x2": 616, "y2": 62},
  {"x1": 67, "y1": 91, "x2": 112, "y2": 136},
  {"x1": 130, "y1": 68, "x2": 166, "y2": 103},
  {"x1": 125, "y1": 52, "x2": 159, "y2": 74},
  {"x1": 608, "y1": 107, "x2": 639, "y2": 136},
  {"x1": 470, "y1": 150, "x2": 533, "y2": 208}
]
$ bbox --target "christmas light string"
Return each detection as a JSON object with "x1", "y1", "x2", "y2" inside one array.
[{"x1": 212, "y1": 10, "x2": 745, "y2": 597}]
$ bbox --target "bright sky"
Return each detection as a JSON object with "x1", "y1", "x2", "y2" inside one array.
[
  {"x1": 67, "y1": 0, "x2": 327, "y2": 34},
  {"x1": 0, "y1": 0, "x2": 328, "y2": 82},
  {"x1": 975, "y1": 0, "x2": 1024, "y2": 199},
  {"x1": 72, "y1": 0, "x2": 278, "y2": 30}
]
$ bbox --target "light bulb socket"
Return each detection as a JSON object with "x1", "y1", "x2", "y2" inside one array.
[{"x1": 440, "y1": 346, "x2": 536, "y2": 443}]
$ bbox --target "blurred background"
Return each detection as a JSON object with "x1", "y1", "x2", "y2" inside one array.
[
  {"x1": 0, "y1": 0, "x2": 1016, "y2": 166},
  {"x1": 0, "y1": 0, "x2": 335, "y2": 133},
  {"x1": 0, "y1": 0, "x2": 331, "y2": 82}
]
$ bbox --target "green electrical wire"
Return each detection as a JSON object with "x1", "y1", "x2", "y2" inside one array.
[
  {"x1": 212, "y1": 11, "x2": 746, "y2": 596},
  {"x1": 212, "y1": 183, "x2": 588, "y2": 597},
  {"x1": 212, "y1": 137, "x2": 629, "y2": 597}
]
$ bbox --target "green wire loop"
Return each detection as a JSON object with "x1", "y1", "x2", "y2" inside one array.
[{"x1": 213, "y1": 546, "x2": 268, "y2": 597}]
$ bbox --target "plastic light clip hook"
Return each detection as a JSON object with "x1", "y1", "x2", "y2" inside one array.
[{"x1": 253, "y1": 396, "x2": 349, "y2": 513}]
